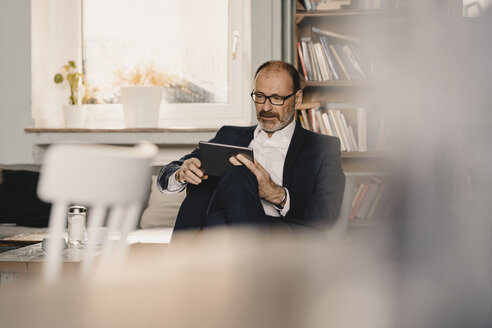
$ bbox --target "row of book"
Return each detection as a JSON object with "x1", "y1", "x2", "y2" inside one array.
[
  {"x1": 297, "y1": 30, "x2": 366, "y2": 82},
  {"x1": 298, "y1": 106, "x2": 366, "y2": 152},
  {"x1": 349, "y1": 178, "x2": 389, "y2": 221},
  {"x1": 300, "y1": 0, "x2": 350, "y2": 11},
  {"x1": 297, "y1": 103, "x2": 388, "y2": 152},
  {"x1": 299, "y1": 0, "x2": 402, "y2": 11}
]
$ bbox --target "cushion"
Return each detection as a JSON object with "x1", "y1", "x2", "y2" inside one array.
[{"x1": 139, "y1": 175, "x2": 186, "y2": 229}]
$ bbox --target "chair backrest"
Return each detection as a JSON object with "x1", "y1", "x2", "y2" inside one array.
[
  {"x1": 37, "y1": 142, "x2": 157, "y2": 283},
  {"x1": 326, "y1": 175, "x2": 357, "y2": 238}
]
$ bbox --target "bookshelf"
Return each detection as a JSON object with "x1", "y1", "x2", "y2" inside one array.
[{"x1": 293, "y1": 1, "x2": 403, "y2": 229}]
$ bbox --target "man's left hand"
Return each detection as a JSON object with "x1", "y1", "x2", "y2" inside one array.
[{"x1": 229, "y1": 154, "x2": 285, "y2": 206}]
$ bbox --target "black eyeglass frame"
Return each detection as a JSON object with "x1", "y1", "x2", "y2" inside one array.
[{"x1": 250, "y1": 90, "x2": 298, "y2": 106}]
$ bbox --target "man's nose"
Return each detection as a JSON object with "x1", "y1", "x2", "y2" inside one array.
[{"x1": 262, "y1": 98, "x2": 274, "y2": 111}]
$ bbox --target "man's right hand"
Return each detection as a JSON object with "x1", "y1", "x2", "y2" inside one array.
[{"x1": 176, "y1": 158, "x2": 208, "y2": 185}]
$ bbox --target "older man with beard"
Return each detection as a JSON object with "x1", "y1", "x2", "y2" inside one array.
[{"x1": 157, "y1": 60, "x2": 345, "y2": 233}]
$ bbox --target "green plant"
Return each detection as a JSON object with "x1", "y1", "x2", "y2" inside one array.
[{"x1": 54, "y1": 60, "x2": 91, "y2": 105}]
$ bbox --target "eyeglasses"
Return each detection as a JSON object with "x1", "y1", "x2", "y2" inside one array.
[{"x1": 250, "y1": 90, "x2": 297, "y2": 106}]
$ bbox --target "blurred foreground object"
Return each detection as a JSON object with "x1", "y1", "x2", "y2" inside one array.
[
  {"x1": 37, "y1": 142, "x2": 158, "y2": 284},
  {"x1": 0, "y1": 227, "x2": 395, "y2": 328}
]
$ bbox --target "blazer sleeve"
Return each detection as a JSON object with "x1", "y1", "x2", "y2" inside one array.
[
  {"x1": 284, "y1": 136, "x2": 345, "y2": 230},
  {"x1": 156, "y1": 126, "x2": 242, "y2": 192}
]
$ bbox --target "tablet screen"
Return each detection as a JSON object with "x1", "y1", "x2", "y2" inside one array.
[{"x1": 199, "y1": 141, "x2": 254, "y2": 176}]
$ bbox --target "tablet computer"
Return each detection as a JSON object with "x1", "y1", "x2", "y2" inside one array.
[{"x1": 199, "y1": 141, "x2": 254, "y2": 177}]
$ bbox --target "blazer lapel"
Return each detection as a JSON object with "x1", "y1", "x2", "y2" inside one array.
[
  {"x1": 237, "y1": 125, "x2": 256, "y2": 147},
  {"x1": 283, "y1": 122, "x2": 306, "y2": 187}
]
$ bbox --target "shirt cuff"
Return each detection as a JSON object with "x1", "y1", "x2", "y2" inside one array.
[
  {"x1": 274, "y1": 187, "x2": 290, "y2": 216},
  {"x1": 164, "y1": 170, "x2": 187, "y2": 193}
]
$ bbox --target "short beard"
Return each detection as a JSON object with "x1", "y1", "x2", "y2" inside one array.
[{"x1": 257, "y1": 106, "x2": 295, "y2": 133}]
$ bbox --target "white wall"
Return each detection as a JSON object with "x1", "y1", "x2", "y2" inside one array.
[
  {"x1": 0, "y1": 0, "x2": 282, "y2": 165},
  {"x1": 0, "y1": 0, "x2": 35, "y2": 164}
]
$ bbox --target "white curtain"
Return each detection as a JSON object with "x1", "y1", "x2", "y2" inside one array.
[{"x1": 31, "y1": 0, "x2": 81, "y2": 127}]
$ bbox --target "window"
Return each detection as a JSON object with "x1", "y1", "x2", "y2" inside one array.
[{"x1": 31, "y1": 0, "x2": 252, "y2": 128}]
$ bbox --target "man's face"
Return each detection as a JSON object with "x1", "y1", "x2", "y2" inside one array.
[{"x1": 254, "y1": 69, "x2": 302, "y2": 135}]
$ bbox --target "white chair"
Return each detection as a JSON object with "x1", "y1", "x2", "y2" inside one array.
[{"x1": 37, "y1": 141, "x2": 158, "y2": 283}]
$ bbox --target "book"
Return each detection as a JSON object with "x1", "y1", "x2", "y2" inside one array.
[
  {"x1": 312, "y1": 26, "x2": 363, "y2": 44},
  {"x1": 297, "y1": 42, "x2": 308, "y2": 80},
  {"x1": 342, "y1": 44, "x2": 366, "y2": 79},
  {"x1": 352, "y1": 184, "x2": 364, "y2": 208},
  {"x1": 354, "y1": 179, "x2": 381, "y2": 219},
  {"x1": 329, "y1": 44, "x2": 351, "y2": 80},
  {"x1": 357, "y1": 107, "x2": 367, "y2": 152},
  {"x1": 366, "y1": 183, "x2": 385, "y2": 220},
  {"x1": 314, "y1": 43, "x2": 331, "y2": 81},
  {"x1": 328, "y1": 109, "x2": 346, "y2": 151},
  {"x1": 300, "y1": 109, "x2": 311, "y2": 131},
  {"x1": 334, "y1": 43, "x2": 358, "y2": 80},
  {"x1": 315, "y1": 0, "x2": 351, "y2": 10},
  {"x1": 319, "y1": 37, "x2": 339, "y2": 80},
  {"x1": 298, "y1": 112, "x2": 307, "y2": 129},
  {"x1": 301, "y1": 41, "x2": 313, "y2": 81},
  {"x1": 315, "y1": 108, "x2": 327, "y2": 134},
  {"x1": 308, "y1": 108, "x2": 320, "y2": 133},
  {"x1": 307, "y1": 41, "x2": 322, "y2": 81},
  {"x1": 301, "y1": 0, "x2": 312, "y2": 11},
  {"x1": 321, "y1": 112, "x2": 334, "y2": 136},
  {"x1": 349, "y1": 183, "x2": 369, "y2": 220},
  {"x1": 335, "y1": 110, "x2": 352, "y2": 151},
  {"x1": 348, "y1": 126, "x2": 359, "y2": 152},
  {"x1": 338, "y1": 110, "x2": 354, "y2": 152}
]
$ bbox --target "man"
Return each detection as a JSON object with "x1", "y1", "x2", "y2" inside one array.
[{"x1": 157, "y1": 60, "x2": 345, "y2": 232}]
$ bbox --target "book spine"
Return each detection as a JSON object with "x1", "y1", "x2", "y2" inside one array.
[
  {"x1": 301, "y1": 41, "x2": 313, "y2": 81},
  {"x1": 314, "y1": 43, "x2": 331, "y2": 81},
  {"x1": 319, "y1": 37, "x2": 339, "y2": 80},
  {"x1": 348, "y1": 126, "x2": 359, "y2": 152},
  {"x1": 315, "y1": 108, "x2": 327, "y2": 134},
  {"x1": 343, "y1": 45, "x2": 366, "y2": 79},
  {"x1": 329, "y1": 44, "x2": 351, "y2": 80},
  {"x1": 300, "y1": 109, "x2": 311, "y2": 131},
  {"x1": 309, "y1": 108, "x2": 319, "y2": 133},
  {"x1": 297, "y1": 42, "x2": 308, "y2": 80},
  {"x1": 328, "y1": 109, "x2": 346, "y2": 151},
  {"x1": 307, "y1": 41, "x2": 321, "y2": 81},
  {"x1": 366, "y1": 186, "x2": 384, "y2": 220},
  {"x1": 335, "y1": 110, "x2": 352, "y2": 152},
  {"x1": 349, "y1": 183, "x2": 369, "y2": 220},
  {"x1": 321, "y1": 112, "x2": 333, "y2": 136}
]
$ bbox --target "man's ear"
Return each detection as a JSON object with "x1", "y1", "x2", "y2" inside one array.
[{"x1": 294, "y1": 89, "x2": 303, "y2": 109}]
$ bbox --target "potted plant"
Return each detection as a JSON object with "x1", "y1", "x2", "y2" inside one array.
[
  {"x1": 115, "y1": 64, "x2": 165, "y2": 128},
  {"x1": 54, "y1": 61, "x2": 94, "y2": 128}
]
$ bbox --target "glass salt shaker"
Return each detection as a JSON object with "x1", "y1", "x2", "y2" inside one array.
[{"x1": 67, "y1": 205, "x2": 87, "y2": 248}]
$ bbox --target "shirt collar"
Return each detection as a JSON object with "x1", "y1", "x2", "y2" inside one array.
[{"x1": 254, "y1": 119, "x2": 296, "y2": 142}]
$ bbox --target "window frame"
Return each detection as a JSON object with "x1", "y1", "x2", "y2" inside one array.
[{"x1": 31, "y1": 0, "x2": 253, "y2": 129}]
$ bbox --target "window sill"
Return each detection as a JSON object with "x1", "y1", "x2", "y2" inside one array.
[
  {"x1": 24, "y1": 127, "x2": 219, "y2": 146},
  {"x1": 25, "y1": 127, "x2": 218, "y2": 133}
]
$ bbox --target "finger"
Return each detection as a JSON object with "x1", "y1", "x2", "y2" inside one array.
[
  {"x1": 236, "y1": 154, "x2": 255, "y2": 171},
  {"x1": 229, "y1": 156, "x2": 242, "y2": 166},
  {"x1": 184, "y1": 169, "x2": 202, "y2": 185},
  {"x1": 188, "y1": 164, "x2": 205, "y2": 178},
  {"x1": 190, "y1": 157, "x2": 202, "y2": 168}
]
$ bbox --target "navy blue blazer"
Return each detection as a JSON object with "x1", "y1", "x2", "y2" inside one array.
[{"x1": 157, "y1": 122, "x2": 345, "y2": 230}]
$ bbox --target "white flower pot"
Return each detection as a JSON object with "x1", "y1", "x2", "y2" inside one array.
[
  {"x1": 63, "y1": 105, "x2": 87, "y2": 129},
  {"x1": 121, "y1": 86, "x2": 163, "y2": 128}
]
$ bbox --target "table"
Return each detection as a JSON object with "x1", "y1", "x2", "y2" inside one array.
[{"x1": 0, "y1": 227, "x2": 173, "y2": 285}]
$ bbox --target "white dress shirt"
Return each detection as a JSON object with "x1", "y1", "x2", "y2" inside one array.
[{"x1": 165, "y1": 120, "x2": 296, "y2": 217}]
